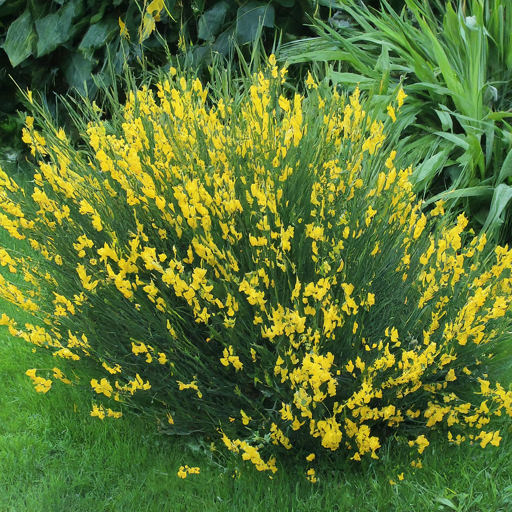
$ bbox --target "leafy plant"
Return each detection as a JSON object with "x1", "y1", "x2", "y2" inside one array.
[
  {"x1": 279, "y1": 0, "x2": 512, "y2": 243},
  {"x1": 0, "y1": 0, "x2": 337, "y2": 172},
  {"x1": 0, "y1": 59, "x2": 511, "y2": 478}
]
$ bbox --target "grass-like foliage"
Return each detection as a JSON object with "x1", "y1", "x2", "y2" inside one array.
[
  {"x1": 281, "y1": 0, "x2": 512, "y2": 243},
  {"x1": 0, "y1": 58, "x2": 511, "y2": 478}
]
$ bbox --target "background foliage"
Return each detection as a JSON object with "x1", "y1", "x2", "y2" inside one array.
[
  {"x1": 280, "y1": 0, "x2": 512, "y2": 244},
  {"x1": 0, "y1": 0, "x2": 350, "y2": 173}
]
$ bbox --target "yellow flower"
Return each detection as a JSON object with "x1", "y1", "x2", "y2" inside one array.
[
  {"x1": 131, "y1": 341, "x2": 148, "y2": 355},
  {"x1": 306, "y1": 453, "x2": 315, "y2": 462},
  {"x1": 240, "y1": 409, "x2": 252, "y2": 425},
  {"x1": 52, "y1": 367, "x2": 71, "y2": 384},
  {"x1": 91, "y1": 378, "x2": 113, "y2": 398},
  {"x1": 306, "y1": 468, "x2": 317, "y2": 483},
  {"x1": 91, "y1": 404, "x2": 105, "y2": 420},
  {"x1": 292, "y1": 417, "x2": 304, "y2": 430},
  {"x1": 409, "y1": 435, "x2": 430, "y2": 454},
  {"x1": 413, "y1": 213, "x2": 427, "y2": 239},
  {"x1": 365, "y1": 206, "x2": 377, "y2": 227},
  {"x1": 431, "y1": 200, "x2": 445, "y2": 217},
  {"x1": 26, "y1": 369, "x2": 52, "y2": 393},
  {"x1": 102, "y1": 362, "x2": 121, "y2": 374},
  {"x1": 176, "y1": 379, "x2": 202, "y2": 398},
  {"x1": 119, "y1": 17, "x2": 129, "y2": 39},
  {"x1": 445, "y1": 369, "x2": 457, "y2": 382},
  {"x1": 397, "y1": 87, "x2": 407, "y2": 108},
  {"x1": 305, "y1": 71, "x2": 318, "y2": 90},
  {"x1": 387, "y1": 105, "x2": 396, "y2": 122}
]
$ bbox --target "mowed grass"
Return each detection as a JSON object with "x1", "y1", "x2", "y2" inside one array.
[{"x1": 1, "y1": 311, "x2": 512, "y2": 512}]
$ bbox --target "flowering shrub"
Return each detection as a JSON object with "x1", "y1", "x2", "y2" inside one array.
[{"x1": 1, "y1": 58, "x2": 511, "y2": 474}]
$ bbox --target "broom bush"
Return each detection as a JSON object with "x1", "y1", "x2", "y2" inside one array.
[{"x1": 0, "y1": 58, "x2": 511, "y2": 480}]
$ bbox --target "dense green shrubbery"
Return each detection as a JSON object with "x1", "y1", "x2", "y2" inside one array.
[
  {"x1": 281, "y1": 0, "x2": 512, "y2": 244},
  {"x1": 0, "y1": 60, "x2": 511, "y2": 478},
  {"x1": 0, "y1": 0, "x2": 339, "y2": 169}
]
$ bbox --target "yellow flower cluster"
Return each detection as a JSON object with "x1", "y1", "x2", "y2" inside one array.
[
  {"x1": 221, "y1": 432, "x2": 278, "y2": 474},
  {"x1": 0, "y1": 56, "x2": 511, "y2": 478},
  {"x1": 90, "y1": 404, "x2": 122, "y2": 420},
  {"x1": 177, "y1": 465, "x2": 200, "y2": 479},
  {"x1": 25, "y1": 369, "x2": 52, "y2": 393}
]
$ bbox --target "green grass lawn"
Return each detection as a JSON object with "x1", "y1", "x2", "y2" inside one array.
[{"x1": 1, "y1": 315, "x2": 512, "y2": 512}]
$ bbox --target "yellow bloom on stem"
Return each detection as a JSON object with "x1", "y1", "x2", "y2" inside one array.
[
  {"x1": 91, "y1": 378, "x2": 113, "y2": 398},
  {"x1": 25, "y1": 369, "x2": 52, "y2": 393},
  {"x1": 445, "y1": 369, "x2": 457, "y2": 382},
  {"x1": 397, "y1": 87, "x2": 407, "y2": 108},
  {"x1": 240, "y1": 410, "x2": 252, "y2": 425},
  {"x1": 387, "y1": 105, "x2": 396, "y2": 122},
  {"x1": 91, "y1": 404, "x2": 105, "y2": 420},
  {"x1": 409, "y1": 435, "x2": 429, "y2": 454}
]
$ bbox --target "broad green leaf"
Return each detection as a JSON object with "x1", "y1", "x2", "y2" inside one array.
[
  {"x1": 411, "y1": 149, "x2": 450, "y2": 187},
  {"x1": 484, "y1": 121, "x2": 495, "y2": 169},
  {"x1": 487, "y1": 112, "x2": 512, "y2": 121},
  {"x1": 434, "y1": 132, "x2": 470, "y2": 151},
  {"x1": 63, "y1": 52, "x2": 94, "y2": 96},
  {"x1": 236, "y1": 1, "x2": 274, "y2": 46},
  {"x1": 424, "y1": 186, "x2": 495, "y2": 206},
  {"x1": 198, "y1": 1, "x2": 230, "y2": 41},
  {"x1": 0, "y1": 147, "x2": 22, "y2": 174},
  {"x1": 482, "y1": 184, "x2": 512, "y2": 233},
  {"x1": 286, "y1": 50, "x2": 353, "y2": 64},
  {"x1": 375, "y1": 43, "x2": 390, "y2": 94},
  {"x1": 27, "y1": 0, "x2": 49, "y2": 19},
  {"x1": 35, "y1": 0, "x2": 81, "y2": 57},
  {"x1": 407, "y1": 82, "x2": 461, "y2": 100},
  {"x1": 434, "y1": 497, "x2": 457, "y2": 510},
  {"x1": 314, "y1": 20, "x2": 379, "y2": 77},
  {"x1": 274, "y1": 0, "x2": 294, "y2": 6},
  {"x1": 415, "y1": 16, "x2": 465, "y2": 104},
  {"x1": 434, "y1": 109, "x2": 453, "y2": 132},
  {"x1": 318, "y1": 0, "x2": 344, "y2": 7},
  {"x1": 3, "y1": 10, "x2": 36, "y2": 67},
  {"x1": 465, "y1": 133, "x2": 485, "y2": 180},
  {"x1": 497, "y1": 147, "x2": 512, "y2": 185},
  {"x1": 79, "y1": 17, "x2": 118, "y2": 53},
  {"x1": 212, "y1": 26, "x2": 236, "y2": 56},
  {"x1": 328, "y1": 72, "x2": 375, "y2": 86},
  {"x1": 90, "y1": 0, "x2": 109, "y2": 24}
]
